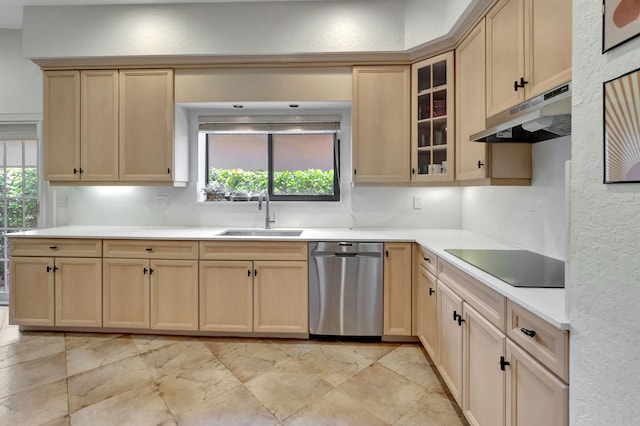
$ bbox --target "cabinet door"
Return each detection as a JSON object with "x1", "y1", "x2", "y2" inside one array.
[
  {"x1": 55, "y1": 257, "x2": 102, "y2": 327},
  {"x1": 352, "y1": 66, "x2": 410, "y2": 183},
  {"x1": 119, "y1": 69, "x2": 174, "y2": 182},
  {"x1": 9, "y1": 257, "x2": 55, "y2": 326},
  {"x1": 383, "y1": 243, "x2": 413, "y2": 336},
  {"x1": 81, "y1": 70, "x2": 119, "y2": 181},
  {"x1": 253, "y1": 261, "x2": 308, "y2": 334},
  {"x1": 418, "y1": 265, "x2": 439, "y2": 364},
  {"x1": 463, "y1": 303, "x2": 506, "y2": 426},
  {"x1": 103, "y1": 258, "x2": 150, "y2": 328},
  {"x1": 486, "y1": 0, "x2": 525, "y2": 117},
  {"x1": 438, "y1": 281, "x2": 464, "y2": 405},
  {"x1": 524, "y1": 0, "x2": 572, "y2": 98},
  {"x1": 506, "y1": 340, "x2": 568, "y2": 426},
  {"x1": 43, "y1": 70, "x2": 80, "y2": 181},
  {"x1": 199, "y1": 260, "x2": 253, "y2": 332},
  {"x1": 411, "y1": 51, "x2": 455, "y2": 183},
  {"x1": 150, "y1": 259, "x2": 198, "y2": 331},
  {"x1": 456, "y1": 19, "x2": 489, "y2": 181}
]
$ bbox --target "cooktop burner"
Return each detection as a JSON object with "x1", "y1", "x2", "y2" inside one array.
[{"x1": 444, "y1": 249, "x2": 565, "y2": 288}]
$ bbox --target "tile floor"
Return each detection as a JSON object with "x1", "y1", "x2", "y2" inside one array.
[{"x1": 0, "y1": 307, "x2": 467, "y2": 425}]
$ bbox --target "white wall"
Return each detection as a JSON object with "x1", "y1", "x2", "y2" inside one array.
[
  {"x1": 462, "y1": 137, "x2": 571, "y2": 260},
  {"x1": 0, "y1": 29, "x2": 41, "y2": 114},
  {"x1": 22, "y1": 2, "x2": 405, "y2": 58},
  {"x1": 570, "y1": 1, "x2": 640, "y2": 424}
]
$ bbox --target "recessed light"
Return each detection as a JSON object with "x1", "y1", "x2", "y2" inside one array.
[
  {"x1": 233, "y1": 104, "x2": 243, "y2": 109},
  {"x1": 289, "y1": 104, "x2": 299, "y2": 108}
]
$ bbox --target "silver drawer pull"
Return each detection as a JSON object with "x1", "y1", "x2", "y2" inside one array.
[{"x1": 521, "y1": 327, "x2": 536, "y2": 338}]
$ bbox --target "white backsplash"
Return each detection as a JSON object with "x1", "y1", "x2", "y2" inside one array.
[{"x1": 52, "y1": 184, "x2": 462, "y2": 230}]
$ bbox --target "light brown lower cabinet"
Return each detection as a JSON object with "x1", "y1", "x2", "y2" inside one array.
[
  {"x1": 10, "y1": 257, "x2": 55, "y2": 326},
  {"x1": 10, "y1": 256, "x2": 102, "y2": 327},
  {"x1": 506, "y1": 340, "x2": 569, "y2": 426},
  {"x1": 200, "y1": 260, "x2": 253, "y2": 332},
  {"x1": 253, "y1": 260, "x2": 308, "y2": 334},
  {"x1": 463, "y1": 302, "x2": 506, "y2": 426},
  {"x1": 418, "y1": 264, "x2": 439, "y2": 364},
  {"x1": 437, "y1": 281, "x2": 464, "y2": 405},
  {"x1": 103, "y1": 258, "x2": 198, "y2": 331},
  {"x1": 199, "y1": 259, "x2": 308, "y2": 334},
  {"x1": 431, "y1": 260, "x2": 569, "y2": 426},
  {"x1": 383, "y1": 242, "x2": 413, "y2": 337}
]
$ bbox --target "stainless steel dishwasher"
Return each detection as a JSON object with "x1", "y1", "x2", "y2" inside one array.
[{"x1": 308, "y1": 241, "x2": 383, "y2": 337}]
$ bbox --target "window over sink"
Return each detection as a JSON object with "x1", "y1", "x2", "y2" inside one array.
[{"x1": 200, "y1": 116, "x2": 341, "y2": 202}]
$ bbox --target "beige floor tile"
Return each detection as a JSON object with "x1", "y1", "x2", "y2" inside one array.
[
  {"x1": 133, "y1": 334, "x2": 194, "y2": 354},
  {"x1": 40, "y1": 416, "x2": 71, "y2": 426},
  {"x1": 271, "y1": 338, "x2": 333, "y2": 358},
  {"x1": 340, "y1": 339, "x2": 400, "y2": 362},
  {"x1": 66, "y1": 334, "x2": 138, "y2": 376},
  {"x1": 0, "y1": 379, "x2": 68, "y2": 426},
  {"x1": 0, "y1": 333, "x2": 66, "y2": 369},
  {"x1": 0, "y1": 351, "x2": 67, "y2": 399},
  {"x1": 0, "y1": 306, "x2": 7, "y2": 329},
  {"x1": 64, "y1": 332, "x2": 123, "y2": 351},
  {"x1": 296, "y1": 343, "x2": 374, "y2": 386},
  {"x1": 394, "y1": 391, "x2": 467, "y2": 426},
  {"x1": 175, "y1": 384, "x2": 279, "y2": 426},
  {"x1": 336, "y1": 363, "x2": 427, "y2": 424},
  {"x1": 215, "y1": 340, "x2": 292, "y2": 383},
  {"x1": 0, "y1": 326, "x2": 56, "y2": 348},
  {"x1": 141, "y1": 340, "x2": 215, "y2": 380},
  {"x1": 245, "y1": 358, "x2": 334, "y2": 421},
  {"x1": 284, "y1": 388, "x2": 389, "y2": 426},
  {"x1": 70, "y1": 384, "x2": 173, "y2": 426},
  {"x1": 377, "y1": 344, "x2": 443, "y2": 390},
  {"x1": 156, "y1": 358, "x2": 242, "y2": 416},
  {"x1": 68, "y1": 354, "x2": 153, "y2": 412},
  {"x1": 202, "y1": 337, "x2": 275, "y2": 357}
]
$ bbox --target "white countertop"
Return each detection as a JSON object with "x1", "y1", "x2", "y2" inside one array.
[{"x1": 9, "y1": 226, "x2": 569, "y2": 330}]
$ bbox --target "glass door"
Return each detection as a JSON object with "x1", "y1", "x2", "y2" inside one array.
[
  {"x1": 411, "y1": 51, "x2": 455, "y2": 182},
  {"x1": 0, "y1": 123, "x2": 40, "y2": 305}
]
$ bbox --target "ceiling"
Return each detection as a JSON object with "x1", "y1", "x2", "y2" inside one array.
[{"x1": 1, "y1": 0, "x2": 352, "y2": 30}]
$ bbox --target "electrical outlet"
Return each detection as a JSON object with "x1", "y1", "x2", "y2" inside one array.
[
  {"x1": 156, "y1": 195, "x2": 168, "y2": 208},
  {"x1": 57, "y1": 195, "x2": 68, "y2": 208},
  {"x1": 413, "y1": 196, "x2": 422, "y2": 209}
]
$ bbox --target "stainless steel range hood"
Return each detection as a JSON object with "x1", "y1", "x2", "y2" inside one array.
[{"x1": 471, "y1": 82, "x2": 571, "y2": 143}]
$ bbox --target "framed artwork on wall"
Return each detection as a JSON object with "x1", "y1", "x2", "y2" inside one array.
[
  {"x1": 603, "y1": 0, "x2": 640, "y2": 52},
  {"x1": 603, "y1": 67, "x2": 640, "y2": 183}
]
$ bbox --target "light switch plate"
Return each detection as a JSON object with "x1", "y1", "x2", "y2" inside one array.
[
  {"x1": 156, "y1": 195, "x2": 168, "y2": 208},
  {"x1": 413, "y1": 196, "x2": 422, "y2": 209}
]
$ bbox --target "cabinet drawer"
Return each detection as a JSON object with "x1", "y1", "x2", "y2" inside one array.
[
  {"x1": 417, "y1": 245, "x2": 437, "y2": 275},
  {"x1": 103, "y1": 240, "x2": 198, "y2": 260},
  {"x1": 200, "y1": 241, "x2": 308, "y2": 261},
  {"x1": 438, "y1": 259, "x2": 506, "y2": 331},
  {"x1": 9, "y1": 238, "x2": 102, "y2": 257},
  {"x1": 507, "y1": 300, "x2": 569, "y2": 382}
]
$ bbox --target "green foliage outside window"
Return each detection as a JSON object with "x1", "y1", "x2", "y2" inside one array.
[
  {"x1": 0, "y1": 167, "x2": 38, "y2": 228},
  {"x1": 209, "y1": 168, "x2": 334, "y2": 195}
]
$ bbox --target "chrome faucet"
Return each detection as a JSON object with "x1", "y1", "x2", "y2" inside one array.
[{"x1": 258, "y1": 191, "x2": 276, "y2": 229}]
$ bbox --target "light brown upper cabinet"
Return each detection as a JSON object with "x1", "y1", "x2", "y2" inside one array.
[
  {"x1": 119, "y1": 69, "x2": 174, "y2": 182},
  {"x1": 485, "y1": 0, "x2": 572, "y2": 118},
  {"x1": 81, "y1": 70, "x2": 119, "y2": 181},
  {"x1": 43, "y1": 68, "x2": 182, "y2": 185},
  {"x1": 411, "y1": 52, "x2": 455, "y2": 183},
  {"x1": 455, "y1": 19, "x2": 532, "y2": 185},
  {"x1": 352, "y1": 66, "x2": 411, "y2": 184},
  {"x1": 43, "y1": 70, "x2": 80, "y2": 181}
]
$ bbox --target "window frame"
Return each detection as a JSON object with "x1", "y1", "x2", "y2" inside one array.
[{"x1": 205, "y1": 131, "x2": 341, "y2": 202}]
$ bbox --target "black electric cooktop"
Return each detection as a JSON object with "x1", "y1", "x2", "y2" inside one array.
[{"x1": 444, "y1": 249, "x2": 565, "y2": 288}]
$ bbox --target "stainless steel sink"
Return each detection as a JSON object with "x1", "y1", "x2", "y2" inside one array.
[{"x1": 219, "y1": 229, "x2": 303, "y2": 237}]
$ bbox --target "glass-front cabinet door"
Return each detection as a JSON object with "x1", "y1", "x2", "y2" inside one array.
[{"x1": 411, "y1": 51, "x2": 454, "y2": 182}]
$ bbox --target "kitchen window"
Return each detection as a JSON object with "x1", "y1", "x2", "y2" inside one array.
[
  {"x1": 0, "y1": 122, "x2": 40, "y2": 305},
  {"x1": 201, "y1": 117, "x2": 340, "y2": 202}
]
